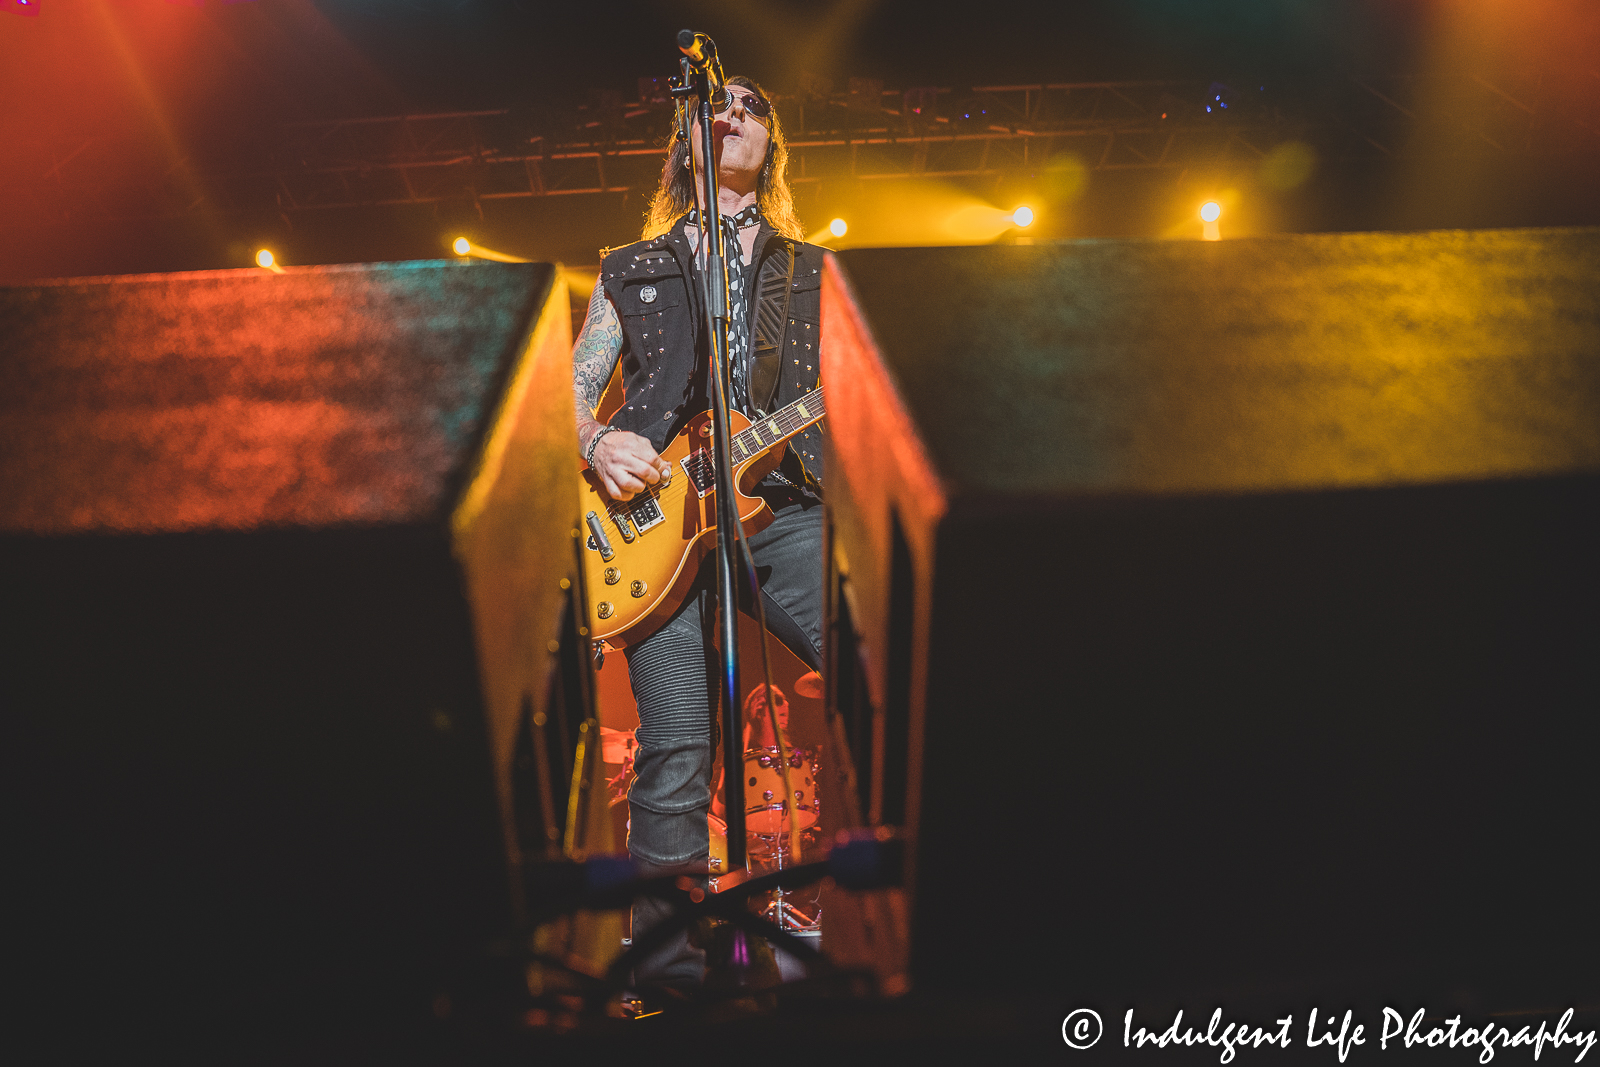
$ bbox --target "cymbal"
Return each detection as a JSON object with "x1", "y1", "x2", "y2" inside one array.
[
  {"x1": 599, "y1": 726, "x2": 637, "y2": 763},
  {"x1": 794, "y1": 670, "x2": 824, "y2": 699}
]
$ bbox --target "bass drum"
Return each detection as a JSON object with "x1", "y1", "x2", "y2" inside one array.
[
  {"x1": 706, "y1": 814, "x2": 753, "y2": 892},
  {"x1": 708, "y1": 813, "x2": 728, "y2": 878}
]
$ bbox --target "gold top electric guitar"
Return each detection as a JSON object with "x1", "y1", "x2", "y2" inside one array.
[{"x1": 579, "y1": 387, "x2": 825, "y2": 648}]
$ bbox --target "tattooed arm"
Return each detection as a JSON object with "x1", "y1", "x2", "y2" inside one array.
[
  {"x1": 572, "y1": 278, "x2": 670, "y2": 501},
  {"x1": 573, "y1": 278, "x2": 624, "y2": 452}
]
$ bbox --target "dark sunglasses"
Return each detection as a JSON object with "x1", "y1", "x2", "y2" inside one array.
[{"x1": 715, "y1": 89, "x2": 771, "y2": 122}]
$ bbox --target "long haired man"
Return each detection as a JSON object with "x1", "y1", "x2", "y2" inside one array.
[{"x1": 569, "y1": 76, "x2": 827, "y2": 997}]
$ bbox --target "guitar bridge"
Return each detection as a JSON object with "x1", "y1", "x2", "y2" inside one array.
[{"x1": 612, "y1": 510, "x2": 636, "y2": 543}]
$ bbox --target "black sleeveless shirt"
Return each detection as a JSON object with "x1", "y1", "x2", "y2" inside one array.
[{"x1": 597, "y1": 212, "x2": 825, "y2": 491}]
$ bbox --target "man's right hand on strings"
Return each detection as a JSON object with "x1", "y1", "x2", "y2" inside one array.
[{"x1": 589, "y1": 429, "x2": 672, "y2": 501}]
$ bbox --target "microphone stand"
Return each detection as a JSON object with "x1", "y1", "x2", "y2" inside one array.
[{"x1": 671, "y1": 42, "x2": 746, "y2": 870}]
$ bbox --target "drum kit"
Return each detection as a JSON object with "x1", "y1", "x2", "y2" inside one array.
[
  {"x1": 602, "y1": 670, "x2": 826, "y2": 934},
  {"x1": 706, "y1": 742, "x2": 821, "y2": 930}
]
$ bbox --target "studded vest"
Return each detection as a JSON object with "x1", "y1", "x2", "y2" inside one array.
[{"x1": 597, "y1": 213, "x2": 825, "y2": 490}]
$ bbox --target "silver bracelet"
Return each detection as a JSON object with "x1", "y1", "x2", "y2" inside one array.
[{"x1": 584, "y1": 425, "x2": 618, "y2": 467}]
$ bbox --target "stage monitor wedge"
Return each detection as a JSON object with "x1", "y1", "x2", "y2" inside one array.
[
  {"x1": 820, "y1": 229, "x2": 1600, "y2": 1007},
  {"x1": 0, "y1": 260, "x2": 600, "y2": 1039}
]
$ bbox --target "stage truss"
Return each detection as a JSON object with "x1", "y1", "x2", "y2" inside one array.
[{"x1": 10, "y1": 73, "x2": 1597, "y2": 221}]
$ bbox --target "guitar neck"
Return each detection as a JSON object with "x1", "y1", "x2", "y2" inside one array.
[{"x1": 728, "y1": 386, "x2": 826, "y2": 467}]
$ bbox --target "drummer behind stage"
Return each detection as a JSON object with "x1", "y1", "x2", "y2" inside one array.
[
  {"x1": 711, "y1": 683, "x2": 794, "y2": 821},
  {"x1": 569, "y1": 74, "x2": 827, "y2": 997}
]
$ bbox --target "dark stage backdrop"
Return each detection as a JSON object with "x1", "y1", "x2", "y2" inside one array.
[
  {"x1": 0, "y1": 260, "x2": 586, "y2": 1042},
  {"x1": 819, "y1": 229, "x2": 1600, "y2": 1009}
]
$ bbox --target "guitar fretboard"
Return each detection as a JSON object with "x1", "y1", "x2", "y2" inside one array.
[{"x1": 729, "y1": 386, "x2": 826, "y2": 466}]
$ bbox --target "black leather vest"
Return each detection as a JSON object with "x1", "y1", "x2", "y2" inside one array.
[{"x1": 598, "y1": 214, "x2": 825, "y2": 490}]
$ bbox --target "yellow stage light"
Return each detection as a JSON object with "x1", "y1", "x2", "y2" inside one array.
[
  {"x1": 455, "y1": 241, "x2": 531, "y2": 263},
  {"x1": 1200, "y1": 201, "x2": 1222, "y2": 223},
  {"x1": 945, "y1": 204, "x2": 1017, "y2": 243},
  {"x1": 1013, "y1": 206, "x2": 1035, "y2": 228},
  {"x1": 829, "y1": 218, "x2": 848, "y2": 238},
  {"x1": 255, "y1": 249, "x2": 274, "y2": 268}
]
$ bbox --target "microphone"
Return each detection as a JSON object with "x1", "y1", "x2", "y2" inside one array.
[
  {"x1": 676, "y1": 29, "x2": 714, "y2": 66},
  {"x1": 677, "y1": 29, "x2": 728, "y2": 110}
]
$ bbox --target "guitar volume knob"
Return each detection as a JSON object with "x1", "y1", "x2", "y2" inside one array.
[
  {"x1": 629, "y1": 580, "x2": 648, "y2": 598},
  {"x1": 603, "y1": 567, "x2": 620, "y2": 585},
  {"x1": 596, "y1": 601, "x2": 614, "y2": 620}
]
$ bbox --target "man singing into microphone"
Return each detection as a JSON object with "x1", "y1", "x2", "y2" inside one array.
[{"x1": 570, "y1": 74, "x2": 826, "y2": 997}]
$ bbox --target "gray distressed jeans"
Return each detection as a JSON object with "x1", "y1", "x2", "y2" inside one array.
[{"x1": 623, "y1": 492, "x2": 823, "y2": 990}]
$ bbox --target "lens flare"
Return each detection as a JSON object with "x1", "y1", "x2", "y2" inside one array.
[
  {"x1": 1200, "y1": 201, "x2": 1222, "y2": 223},
  {"x1": 829, "y1": 218, "x2": 848, "y2": 238},
  {"x1": 453, "y1": 237, "x2": 471, "y2": 255},
  {"x1": 1260, "y1": 141, "x2": 1317, "y2": 191},
  {"x1": 1013, "y1": 206, "x2": 1035, "y2": 228},
  {"x1": 255, "y1": 249, "x2": 275, "y2": 269},
  {"x1": 1042, "y1": 154, "x2": 1088, "y2": 203}
]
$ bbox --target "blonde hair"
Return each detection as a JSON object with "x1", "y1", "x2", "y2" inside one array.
[{"x1": 641, "y1": 76, "x2": 804, "y2": 242}]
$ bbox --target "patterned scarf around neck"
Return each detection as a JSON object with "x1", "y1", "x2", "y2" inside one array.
[{"x1": 687, "y1": 204, "x2": 763, "y2": 415}]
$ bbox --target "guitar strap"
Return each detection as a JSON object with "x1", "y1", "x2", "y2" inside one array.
[{"x1": 747, "y1": 239, "x2": 796, "y2": 415}]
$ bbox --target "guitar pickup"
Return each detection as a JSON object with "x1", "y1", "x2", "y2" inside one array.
[
  {"x1": 585, "y1": 511, "x2": 614, "y2": 561},
  {"x1": 681, "y1": 449, "x2": 717, "y2": 498},
  {"x1": 628, "y1": 493, "x2": 665, "y2": 532}
]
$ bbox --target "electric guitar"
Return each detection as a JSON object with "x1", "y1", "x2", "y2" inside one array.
[{"x1": 579, "y1": 387, "x2": 825, "y2": 648}]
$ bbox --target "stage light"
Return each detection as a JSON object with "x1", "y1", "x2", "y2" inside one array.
[
  {"x1": 1200, "y1": 202, "x2": 1221, "y2": 223},
  {"x1": 1013, "y1": 206, "x2": 1035, "y2": 228},
  {"x1": 453, "y1": 239, "x2": 531, "y2": 263},
  {"x1": 945, "y1": 204, "x2": 1018, "y2": 243},
  {"x1": 806, "y1": 220, "x2": 847, "y2": 244},
  {"x1": 255, "y1": 249, "x2": 274, "y2": 268}
]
